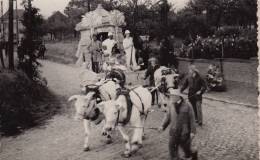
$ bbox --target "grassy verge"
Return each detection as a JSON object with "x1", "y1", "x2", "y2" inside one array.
[
  {"x1": 0, "y1": 70, "x2": 63, "y2": 136},
  {"x1": 45, "y1": 40, "x2": 78, "y2": 65}
]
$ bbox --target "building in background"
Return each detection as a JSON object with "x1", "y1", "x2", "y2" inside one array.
[{"x1": 0, "y1": 9, "x2": 24, "y2": 43}]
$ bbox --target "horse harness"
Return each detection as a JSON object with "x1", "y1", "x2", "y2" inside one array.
[
  {"x1": 115, "y1": 87, "x2": 146, "y2": 127},
  {"x1": 85, "y1": 80, "x2": 113, "y2": 102}
]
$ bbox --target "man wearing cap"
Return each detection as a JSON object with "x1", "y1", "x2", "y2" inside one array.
[
  {"x1": 102, "y1": 32, "x2": 116, "y2": 58},
  {"x1": 158, "y1": 90, "x2": 198, "y2": 160},
  {"x1": 180, "y1": 64, "x2": 206, "y2": 126}
]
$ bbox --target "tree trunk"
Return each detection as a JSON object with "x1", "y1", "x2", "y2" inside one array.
[{"x1": 8, "y1": 0, "x2": 14, "y2": 70}]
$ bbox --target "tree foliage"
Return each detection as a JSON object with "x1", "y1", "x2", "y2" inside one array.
[
  {"x1": 186, "y1": 0, "x2": 257, "y2": 27},
  {"x1": 44, "y1": 11, "x2": 71, "y2": 39},
  {"x1": 62, "y1": 0, "x2": 257, "y2": 43},
  {"x1": 19, "y1": 0, "x2": 44, "y2": 80},
  {"x1": 167, "y1": 0, "x2": 257, "y2": 40}
]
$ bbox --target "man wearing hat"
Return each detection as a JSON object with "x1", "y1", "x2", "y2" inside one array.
[
  {"x1": 102, "y1": 32, "x2": 116, "y2": 58},
  {"x1": 123, "y1": 30, "x2": 138, "y2": 70},
  {"x1": 158, "y1": 89, "x2": 198, "y2": 160},
  {"x1": 180, "y1": 64, "x2": 206, "y2": 126}
]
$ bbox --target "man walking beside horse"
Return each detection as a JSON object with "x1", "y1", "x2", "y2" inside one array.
[
  {"x1": 180, "y1": 64, "x2": 206, "y2": 126},
  {"x1": 158, "y1": 89, "x2": 198, "y2": 160}
]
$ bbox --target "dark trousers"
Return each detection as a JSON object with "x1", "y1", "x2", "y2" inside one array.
[
  {"x1": 169, "y1": 134, "x2": 192, "y2": 160},
  {"x1": 189, "y1": 95, "x2": 203, "y2": 124},
  {"x1": 151, "y1": 90, "x2": 158, "y2": 105},
  {"x1": 92, "y1": 62, "x2": 100, "y2": 73}
]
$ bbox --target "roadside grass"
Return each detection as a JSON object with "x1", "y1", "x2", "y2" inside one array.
[
  {"x1": 45, "y1": 40, "x2": 78, "y2": 65},
  {"x1": 0, "y1": 70, "x2": 65, "y2": 136}
]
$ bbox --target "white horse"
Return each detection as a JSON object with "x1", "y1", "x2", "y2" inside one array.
[
  {"x1": 154, "y1": 66, "x2": 180, "y2": 110},
  {"x1": 68, "y1": 79, "x2": 118, "y2": 151},
  {"x1": 97, "y1": 86, "x2": 152, "y2": 157}
]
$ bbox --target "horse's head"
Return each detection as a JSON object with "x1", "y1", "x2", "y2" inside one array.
[
  {"x1": 68, "y1": 92, "x2": 103, "y2": 124},
  {"x1": 159, "y1": 70, "x2": 180, "y2": 93},
  {"x1": 97, "y1": 95, "x2": 126, "y2": 132}
]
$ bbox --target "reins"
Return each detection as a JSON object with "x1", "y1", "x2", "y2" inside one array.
[{"x1": 117, "y1": 124, "x2": 158, "y2": 130}]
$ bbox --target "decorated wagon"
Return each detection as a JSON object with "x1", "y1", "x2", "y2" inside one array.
[{"x1": 75, "y1": 4, "x2": 126, "y2": 66}]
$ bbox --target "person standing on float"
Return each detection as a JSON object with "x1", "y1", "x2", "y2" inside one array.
[
  {"x1": 102, "y1": 32, "x2": 116, "y2": 58},
  {"x1": 123, "y1": 30, "x2": 138, "y2": 70}
]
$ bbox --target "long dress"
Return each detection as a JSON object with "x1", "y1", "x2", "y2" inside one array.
[{"x1": 123, "y1": 37, "x2": 137, "y2": 69}]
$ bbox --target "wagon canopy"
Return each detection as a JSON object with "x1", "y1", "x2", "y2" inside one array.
[{"x1": 75, "y1": 4, "x2": 126, "y2": 32}]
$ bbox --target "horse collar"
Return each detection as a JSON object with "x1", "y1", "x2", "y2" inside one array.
[{"x1": 115, "y1": 95, "x2": 133, "y2": 126}]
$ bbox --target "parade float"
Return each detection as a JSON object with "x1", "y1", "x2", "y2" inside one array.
[{"x1": 75, "y1": 4, "x2": 126, "y2": 66}]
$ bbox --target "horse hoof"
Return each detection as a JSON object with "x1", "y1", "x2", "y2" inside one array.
[
  {"x1": 106, "y1": 139, "x2": 113, "y2": 144},
  {"x1": 138, "y1": 143, "x2": 143, "y2": 148},
  {"x1": 121, "y1": 153, "x2": 131, "y2": 158},
  {"x1": 83, "y1": 147, "x2": 90, "y2": 152}
]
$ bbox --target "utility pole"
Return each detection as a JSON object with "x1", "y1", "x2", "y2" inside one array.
[
  {"x1": 8, "y1": 0, "x2": 14, "y2": 69},
  {"x1": 161, "y1": 0, "x2": 169, "y2": 39},
  {"x1": 0, "y1": 0, "x2": 5, "y2": 68},
  {"x1": 15, "y1": 0, "x2": 19, "y2": 44},
  {"x1": 133, "y1": 0, "x2": 137, "y2": 27},
  {"x1": 1, "y1": 0, "x2": 4, "y2": 42}
]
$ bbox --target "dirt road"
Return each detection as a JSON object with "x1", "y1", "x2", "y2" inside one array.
[{"x1": 0, "y1": 60, "x2": 258, "y2": 160}]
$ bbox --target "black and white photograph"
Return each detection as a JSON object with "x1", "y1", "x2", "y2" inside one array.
[{"x1": 0, "y1": 0, "x2": 259, "y2": 160}]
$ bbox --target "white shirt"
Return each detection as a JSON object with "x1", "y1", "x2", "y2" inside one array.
[{"x1": 102, "y1": 38, "x2": 116, "y2": 56}]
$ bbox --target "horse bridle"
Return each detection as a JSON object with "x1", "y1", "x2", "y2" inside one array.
[
  {"x1": 85, "y1": 80, "x2": 113, "y2": 101},
  {"x1": 83, "y1": 80, "x2": 115, "y2": 121}
]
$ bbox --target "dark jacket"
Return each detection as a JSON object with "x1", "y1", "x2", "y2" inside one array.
[
  {"x1": 88, "y1": 40, "x2": 103, "y2": 62},
  {"x1": 144, "y1": 64, "x2": 160, "y2": 86},
  {"x1": 181, "y1": 73, "x2": 206, "y2": 98},
  {"x1": 161, "y1": 99, "x2": 196, "y2": 138}
]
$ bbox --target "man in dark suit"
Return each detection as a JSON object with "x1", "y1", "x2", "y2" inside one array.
[
  {"x1": 158, "y1": 90, "x2": 198, "y2": 160},
  {"x1": 181, "y1": 64, "x2": 206, "y2": 126}
]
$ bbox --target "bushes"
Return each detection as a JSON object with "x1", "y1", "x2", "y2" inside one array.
[
  {"x1": 0, "y1": 71, "x2": 58, "y2": 136},
  {"x1": 176, "y1": 27, "x2": 257, "y2": 59}
]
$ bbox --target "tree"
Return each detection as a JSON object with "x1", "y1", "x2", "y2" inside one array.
[
  {"x1": 186, "y1": 0, "x2": 257, "y2": 27},
  {"x1": 63, "y1": 0, "x2": 118, "y2": 37},
  {"x1": 46, "y1": 11, "x2": 70, "y2": 40},
  {"x1": 19, "y1": 0, "x2": 45, "y2": 80}
]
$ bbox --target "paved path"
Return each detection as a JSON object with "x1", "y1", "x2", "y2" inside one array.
[{"x1": 0, "y1": 60, "x2": 258, "y2": 160}]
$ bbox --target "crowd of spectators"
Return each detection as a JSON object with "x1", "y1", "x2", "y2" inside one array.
[{"x1": 177, "y1": 31, "x2": 257, "y2": 59}]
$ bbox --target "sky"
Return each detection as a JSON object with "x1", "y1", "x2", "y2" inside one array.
[{"x1": 2, "y1": 0, "x2": 189, "y2": 18}]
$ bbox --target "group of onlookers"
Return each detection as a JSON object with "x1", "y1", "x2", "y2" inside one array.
[{"x1": 178, "y1": 34, "x2": 257, "y2": 59}]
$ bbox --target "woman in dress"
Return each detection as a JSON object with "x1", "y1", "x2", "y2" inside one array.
[{"x1": 123, "y1": 30, "x2": 138, "y2": 70}]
